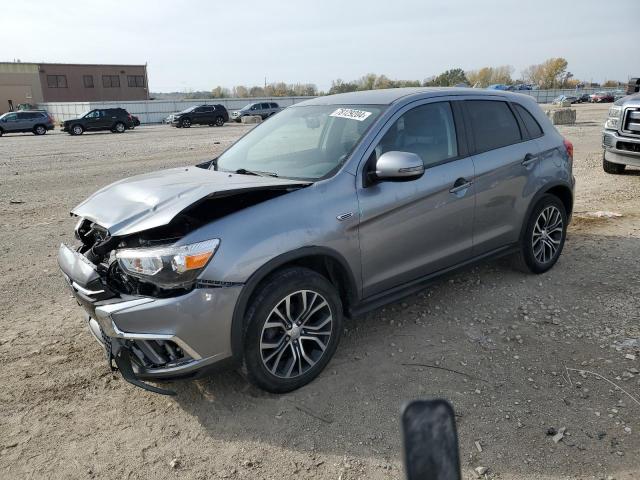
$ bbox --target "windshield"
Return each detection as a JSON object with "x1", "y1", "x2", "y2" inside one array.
[
  {"x1": 217, "y1": 104, "x2": 383, "y2": 180},
  {"x1": 179, "y1": 106, "x2": 197, "y2": 113}
]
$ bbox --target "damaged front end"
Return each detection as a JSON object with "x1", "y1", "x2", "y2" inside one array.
[{"x1": 58, "y1": 166, "x2": 309, "y2": 394}]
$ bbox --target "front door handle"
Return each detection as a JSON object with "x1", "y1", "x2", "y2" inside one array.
[
  {"x1": 522, "y1": 153, "x2": 538, "y2": 166},
  {"x1": 449, "y1": 177, "x2": 473, "y2": 194}
]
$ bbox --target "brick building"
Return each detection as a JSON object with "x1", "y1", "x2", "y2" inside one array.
[{"x1": 0, "y1": 62, "x2": 149, "y2": 113}]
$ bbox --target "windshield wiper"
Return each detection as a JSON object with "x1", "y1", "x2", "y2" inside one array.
[{"x1": 235, "y1": 168, "x2": 278, "y2": 177}]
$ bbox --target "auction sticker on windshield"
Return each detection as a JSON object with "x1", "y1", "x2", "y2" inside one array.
[{"x1": 330, "y1": 108, "x2": 372, "y2": 121}]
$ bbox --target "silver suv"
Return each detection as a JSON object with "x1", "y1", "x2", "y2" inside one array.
[
  {"x1": 602, "y1": 93, "x2": 640, "y2": 173},
  {"x1": 231, "y1": 102, "x2": 281, "y2": 122},
  {"x1": 58, "y1": 88, "x2": 574, "y2": 395},
  {"x1": 0, "y1": 110, "x2": 54, "y2": 136}
]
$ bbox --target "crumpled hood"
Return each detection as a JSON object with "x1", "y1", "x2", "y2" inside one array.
[{"x1": 72, "y1": 166, "x2": 308, "y2": 236}]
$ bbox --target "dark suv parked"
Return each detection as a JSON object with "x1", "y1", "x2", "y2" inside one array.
[
  {"x1": 231, "y1": 102, "x2": 281, "y2": 122},
  {"x1": 171, "y1": 104, "x2": 229, "y2": 128},
  {"x1": 0, "y1": 110, "x2": 54, "y2": 136},
  {"x1": 62, "y1": 108, "x2": 135, "y2": 135}
]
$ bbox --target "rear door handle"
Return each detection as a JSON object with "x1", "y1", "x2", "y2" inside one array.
[
  {"x1": 449, "y1": 177, "x2": 473, "y2": 194},
  {"x1": 522, "y1": 153, "x2": 538, "y2": 166}
]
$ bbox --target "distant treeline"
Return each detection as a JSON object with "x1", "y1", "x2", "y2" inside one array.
[{"x1": 151, "y1": 58, "x2": 626, "y2": 100}]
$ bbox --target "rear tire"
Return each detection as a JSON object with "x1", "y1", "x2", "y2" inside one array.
[
  {"x1": 33, "y1": 125, "x2": 47, "y2": 135},
  {"x1": 603, "y1": 156, "x2": 625, "y2": 174},
  {"x1": 0, "y1": 129, "x2": 3, "y2": 137},
  {"x1": 113, "y1": 122, "x2": 126, "y2": 133},
  {"x1": 513, "y1": 194, "x2": 567, "y2": 274},
  {"x1": 242, "y1": 267, "x2": 343, "y2": 393},
  {"x1": 215, "y1": 116, "x2": 224, "y2": 126}
]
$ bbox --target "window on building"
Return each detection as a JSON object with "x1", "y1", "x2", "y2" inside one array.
[
  {"x1": 46, "y1": 75, "x2": 68, "y2": 88},
  {"x1": 127, "y1": 75, "x2": 145, "y2": 87},
  {"x1": 102, "y1": 75, "x2": 121, "y2": 88},
  {"x1": 83, "y1": 75, "x2": 94, "y2": 88}
]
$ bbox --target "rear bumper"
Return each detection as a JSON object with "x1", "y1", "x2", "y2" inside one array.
[
  {"x1": 603, "y1": 129, "x2": 640, "y2": 166},
  {"x1": 58, "y1": 244, "x2": 242, "y2": 380}
]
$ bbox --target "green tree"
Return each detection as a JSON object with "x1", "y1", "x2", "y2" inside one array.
[
  {"x1": 328, "y1": 79, "x2": 359, "y2": 94},
  {"x1": 426, "y1": 68, "x2": 468, "y2": 86}
]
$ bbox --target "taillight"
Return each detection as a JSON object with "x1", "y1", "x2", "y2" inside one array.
[
  {"x1": 563, "y1": 138, "x2": 573, "y2": 161},
  {"x1": 128, "y1": 114, "x2": 132, "y2": 120}
]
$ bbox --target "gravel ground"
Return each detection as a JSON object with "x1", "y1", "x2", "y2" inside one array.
[{"x1": 0, "y1": 104, "x2": 638, "y2": 480}]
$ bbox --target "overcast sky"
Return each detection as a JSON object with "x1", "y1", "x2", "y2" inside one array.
[{"x1": 2, "y1": 0, "x2": 638, "y2": 92}]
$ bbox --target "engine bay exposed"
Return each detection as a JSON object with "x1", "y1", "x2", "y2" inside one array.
[{"x1": 73, "y1": 186, "x2": 302, "y2": 298}]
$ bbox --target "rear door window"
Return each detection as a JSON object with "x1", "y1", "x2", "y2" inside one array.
[
  {"x1": 513, "y1": 103, "x2": 543, "y2": 139},
  {"x1": 466, "y1": 100, "x2": 522, "y2": 153},
  {"x1": 261, "y1": 103, "x2": 271, "y2": 110}
]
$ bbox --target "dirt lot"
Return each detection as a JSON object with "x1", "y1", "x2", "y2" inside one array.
[{"x1": 1, "y1": 104, "x2": 639, "y2": 480}]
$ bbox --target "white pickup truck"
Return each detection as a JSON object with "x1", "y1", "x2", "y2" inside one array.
[{"x1": 602, "y1": 92, "x2": 640, "y2": 174}]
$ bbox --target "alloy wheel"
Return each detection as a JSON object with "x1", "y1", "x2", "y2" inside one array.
[
  {"x1": 73, "y1": 125, "x2": 82, "y2": 135},
  {"x1": 532, "y1": 205, "x2": 563, "y2": 264},
  {"x1": 115, "y1": 123, "x2": 125, "y2": 133},
  {"x1": 260, "y1": 290, "x2": 333, "y2": 379},
  {"x1": 35, "y1": 126, "x2": 46, "y2": 135}
]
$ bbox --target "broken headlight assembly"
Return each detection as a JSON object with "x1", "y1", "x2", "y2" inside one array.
[{"x1": 115, "y1": 239, "x2": 220, "y2": 289}]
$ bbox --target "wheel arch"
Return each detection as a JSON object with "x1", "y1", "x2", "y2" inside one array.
[
  {"x1": 519, "y1": 181, "x2": 573, "y2": 241},
  {"x1": 230, "y1": 246, "x2": 359, "y2": 362}
]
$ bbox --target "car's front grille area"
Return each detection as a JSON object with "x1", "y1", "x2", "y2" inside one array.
[
  {"x1": 617, "y1": 141, "x2": 640, "y2": 153},
  {"x1": 623, "y1": 108, "x2": 640, "y2": 135},
  {"x1": 129, "y1": 339, "x2": 191, "y2": 369}
]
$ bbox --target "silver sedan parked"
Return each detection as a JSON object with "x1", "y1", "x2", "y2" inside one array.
[{"x1": 58, "y1": 88, "x2": 574, "y2": 394}]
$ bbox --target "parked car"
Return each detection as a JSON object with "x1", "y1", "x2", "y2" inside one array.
[
  {"x1": 611, "y1": 90, "x2": 627, "y2": 101},
  {"x1": 552, "y1": 95, "x2": 579, "y2": 105},
  {"x1": 577, "y1": 93, "x2": 591, "y2": 103},
  {"x1": 170, "y1": 104, "x2": 229, "y2": 128},
  {"x1": 231, "y1": 102, "x2": 281, "y2": 122},
  {"x1": 486, "y1": 84, "x2": 510, "y2": 90},
  {"x1": 507, "y1": 84, "x2": 533, "y2": 91},
  {"x1": 589, "y1": 92, "x2": 614, "y2": 103},
  {"x1": 0, "y1": 110, "x2": 54, "y2": 136},
  {"x1": 58, "y1": 88, "x2": 574, "y2": 395},
  {"x1": 62, "y1": 108, "x2": 135, "y2": 135},
  {"x1": 601, "y1": 93, "x2": 640, "y2": 174},
  {"x1": 131, "y1": 115, "x2": 141, "y2": 127}
]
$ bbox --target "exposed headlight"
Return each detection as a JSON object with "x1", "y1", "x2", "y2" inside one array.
[
  {"x1": 605, "y1": 106, "x2": 622, "y2": 130},
  {"x1": 115, "y1": 239, "x2": 220, "y2": 288}
]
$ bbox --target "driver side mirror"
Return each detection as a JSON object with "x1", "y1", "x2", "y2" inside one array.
[{"x1": 374, "y1": 151, "x2": 425, "y2": 182}]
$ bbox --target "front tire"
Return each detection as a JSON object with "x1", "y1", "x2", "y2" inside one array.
[
  {"x1": 513, "y1": 194, "x2": 567, "y2": 274},
  {"x1": 180, "y1": 118, "x2": 191, "y2": 128},
  {"x1": 243, "y1": 268, "x2": 343, "y2": 393},
  {"x1": 603, "y1": 156, "x2": 625, "y2": 174},
  {"x1": 70, "y1": 124, "x2": 83, "y2": 135}
]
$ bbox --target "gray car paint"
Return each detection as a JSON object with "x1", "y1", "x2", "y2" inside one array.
[
  {"x1": 60, "y1": 87, "x2": 574, "y2": 377},
  {"x1": 71, "y1": 166, "x2": 308, "y2": 236}
]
